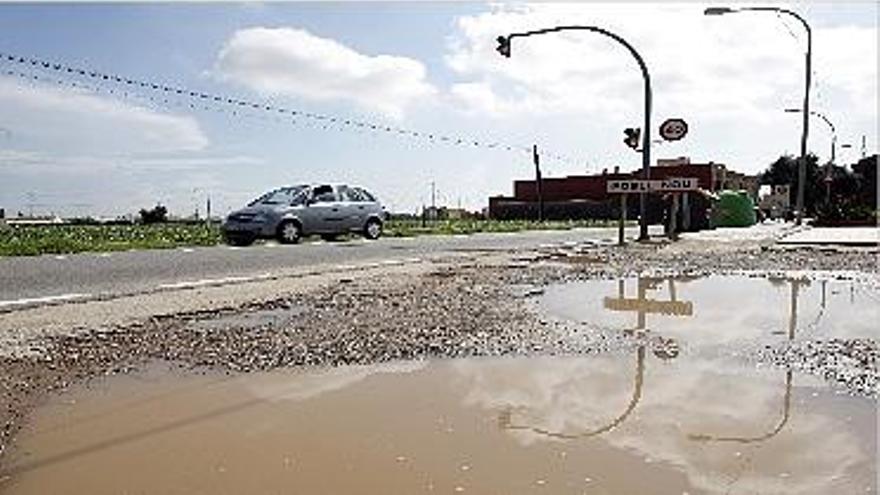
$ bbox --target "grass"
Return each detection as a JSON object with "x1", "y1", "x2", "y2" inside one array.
[
  {"x1": 0, "y1": 218, "x2": 621, "y2": 257},
  {"x1": 0, "y1": 223, "x2": 222, "y2": 257}
]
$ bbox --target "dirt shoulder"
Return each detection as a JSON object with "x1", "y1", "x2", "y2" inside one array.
[{"x1": 0, "y1": 237, "x2": 877, "y2": 465}]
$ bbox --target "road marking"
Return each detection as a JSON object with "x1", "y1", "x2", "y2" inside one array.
[
  {"x1": 97, "y1": 253, "x2": 112, "y2": 258},
  {"x1": 0, "y1": 293, "x2": 90, "y2": 309},
  {"x1": 264, "y1": 242, "x2": 279, "y2": 248},
  {"x1": 54, "y1": 255, "x2": 67, "y2": 260},
  {"x1": 180, "y1": 248, "x2": 195, "y2": 253},
  {"x1": 156, "y1": 275, "x2": 269, "y2": 290}
]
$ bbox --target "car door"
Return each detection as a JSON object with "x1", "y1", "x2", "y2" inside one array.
[
  {"x1": 336, "y1": 185, "x2": 365, "y2": 230},
  {"x1": 304, "y1": 185, "x2": 344, "y2": 233}
]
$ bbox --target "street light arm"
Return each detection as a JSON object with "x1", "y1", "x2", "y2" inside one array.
[
  {"x1": 742, "y1": 7, "x2": 811, "y2": 39},
  {"x1": 506, "y1": 26, "x2": 651, "y2": 89},
  {"x1": 812, "y1": 111, "x2": 834, "y2": 134},
  {"x1": 501, "y1": 24, "x2": 653, "y2": 240},
  {"x1": 707, "y1": 5, "x2": 812, "y2": 222}
]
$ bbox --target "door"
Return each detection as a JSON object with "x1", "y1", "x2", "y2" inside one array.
[
  {"x1": 302, "y1": 185, "x2": 345, "y2": 233},
  {"x1": 336, "y1": 185, "x2": 366, "y2": 230}
]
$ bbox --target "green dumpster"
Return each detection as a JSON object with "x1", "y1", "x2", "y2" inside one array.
[{"x1": 711, "y1": 190, "x2": 756, "y2": 227}]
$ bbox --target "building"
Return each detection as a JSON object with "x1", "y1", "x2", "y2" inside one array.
[{"x1": 488, "y1": 157, "x2": 758, "y2": 228}]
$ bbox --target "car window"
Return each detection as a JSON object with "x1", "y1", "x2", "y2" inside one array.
[
  {"x1": 289, "y1": 188, "x2": 309, "y2": 205},
  {"x1": 353, "y1": 187, "x2": 376, "y2": 203},
  {"x1": 249, "y1": 187, "x2": 305, "y2": 206},
  {"x1": 311, "y1": 185, "x2": 337, "y2": 203},
  {"x1": 337, "y1": 185, "x2": 356, "y2": 202}
]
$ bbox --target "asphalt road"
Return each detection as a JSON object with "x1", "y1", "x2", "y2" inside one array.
[{"x1": 0, "y1": 227, "x2": 650, "y2": 306}]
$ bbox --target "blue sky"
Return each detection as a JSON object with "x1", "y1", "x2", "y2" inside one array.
[{"x1": 0, "y1": 2, "x2": 876, "y2": 217}]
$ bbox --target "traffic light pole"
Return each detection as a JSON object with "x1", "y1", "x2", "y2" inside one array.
[
  {"x1": 533, "y1": 144, "x2": 545, "y2": 222},
  {"x1": 498, "y1": 25, "x2": 652, "y2": 240}
]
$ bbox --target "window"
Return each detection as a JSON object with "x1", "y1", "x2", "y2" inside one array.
[
  {"x1": 249, "y1": 186, "x2": 306, "y2": 206},
  {"x1": 352, "y1": 187, "x2": 376, "y2": 202},
  {"x1": 311, "y1": 185, "x2": 337, "y2": 203},
  {"x1": 337, "y1": 185, "x2": 357, "y2": 202}
]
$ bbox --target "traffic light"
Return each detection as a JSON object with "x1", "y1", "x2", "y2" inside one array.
[
  {"x1": 496, "y1": 36, "x2": 511, "y2": 58},
  {"x1": 623, "y1": 127, "x2": 641, "y2": 150}
]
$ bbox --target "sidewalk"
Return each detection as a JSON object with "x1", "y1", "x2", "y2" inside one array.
[
  {"x1": 677, "y1": 221, "x2": 801, "y2": 244},
  {"x1": 778, "y1": 226, "x2": 879, "y2": 247}
]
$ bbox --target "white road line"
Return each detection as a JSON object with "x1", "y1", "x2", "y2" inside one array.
[
  {"x1": 97, "y1": 253, "x2": 112, "y2": 258},
  {"x1": 156, "y1": 275, "x2": 265, "y2": 290},
  {"x1": 227, "y1": 246, "x2": 242, "y2": 250},
  {"x1": 54, "y1": 255, "x2": 67, "y2": 260},
  {"x1": 180, "y1": 248, "x2": 195, "y2": 253},
  {"x1": 0, "y1": 293, "x2": 90, "y2": 309}
]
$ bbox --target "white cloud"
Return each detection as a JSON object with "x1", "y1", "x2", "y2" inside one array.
[
  {"x1": 453, "y1": 356, "x2": 873, "y2": 495},
  {"x1": 0, "y1": 76, "x2": 208, "y2": 154},
  {"x1": 445, "y1": 3, "x2": 877, "y2": 124},
  {"x1": 214, "y1": 27, "x2": 437, "y2": 119}
]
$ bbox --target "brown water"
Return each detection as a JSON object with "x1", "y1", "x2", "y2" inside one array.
[
  {"x1": 1, "y1": 275, "x2": 877, "y2": 495},
  {"x1": 2, "y1": 356, "x2": 876, "y2": 495}
]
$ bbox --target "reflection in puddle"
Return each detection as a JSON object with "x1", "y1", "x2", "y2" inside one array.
[
  {"x1": 2, "y1": 355, "x2": 876, "y2": 495},
  {"x1": 1, "y1": 275, "x2": 876, "y2": 495},
  {"x1": 541, "y1": 275, "x2": 879, "y2": 345}
]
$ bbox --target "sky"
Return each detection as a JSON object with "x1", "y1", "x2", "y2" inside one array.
[{"x1": 0, "y1": 1, "x2": 877, "y2": 218}]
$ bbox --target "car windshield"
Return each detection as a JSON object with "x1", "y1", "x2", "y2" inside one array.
[{"x1": 248, "y1": 186, "x2": 307, "y2": 206}]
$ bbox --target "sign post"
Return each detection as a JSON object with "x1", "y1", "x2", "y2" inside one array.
[
  {"x1": 607, "y1": 177, "x2": 699, "y2": 243},
  {"x1": 669, "y1": 193, "x2": 680, "y2": 241}
]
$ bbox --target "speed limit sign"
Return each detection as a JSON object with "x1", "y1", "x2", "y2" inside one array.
[{"x1": 659, "y1": 118, "x2": 688, "y2": 141}]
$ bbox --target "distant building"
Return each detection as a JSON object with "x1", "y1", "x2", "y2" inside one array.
[
  {"x1": 488, "y1": 157, "x2": 758, "y2": 228},
  {"x1": 423, "y1": 206, "x2": 478, "y2": 221}
]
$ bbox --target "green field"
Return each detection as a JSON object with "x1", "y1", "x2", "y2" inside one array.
[{"x1": 0, "y1": 219, "x2": 620, "y2": 257}]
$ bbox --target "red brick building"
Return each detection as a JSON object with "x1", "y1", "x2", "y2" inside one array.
[{"x1": 489, "y1": 157, "x2": 757, "y2": 225}]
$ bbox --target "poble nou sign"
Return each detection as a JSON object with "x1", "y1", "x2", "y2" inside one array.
[{"x1": 606, "y1": 177, "x2": 699, "y2": 194}]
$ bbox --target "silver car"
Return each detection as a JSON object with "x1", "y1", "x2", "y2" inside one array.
[{"x1": 222, "y1": 184, "x2": 386, "y2": 246}]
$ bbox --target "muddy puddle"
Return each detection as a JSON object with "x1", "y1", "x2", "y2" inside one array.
[
  {"x1": 1, "y1": 355, "x2": 876, "y2": 494},
  {"x1": 0, "y1": 274, "x2": 877, "y2": 494}
]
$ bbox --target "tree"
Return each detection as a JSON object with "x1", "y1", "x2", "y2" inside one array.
[
  {"x1": 759, "y1": 153, "x2": 823, "y2": 215},
  {"x1": 139, "y1": 204, "x2": 168, "y2": 224},
  {"x1": 851, "y1": 154, "x2": 878, "y2": 210}
]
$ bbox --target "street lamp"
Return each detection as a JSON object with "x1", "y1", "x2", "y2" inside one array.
[
  {"x1": 705, "y1": 6, "x2": 812, "y2": 225},
  {"x1": 785, "y1": 108, "x2": 835, "y2": 164},
  {"x1": 496, "y1": 25, "x2": 653, "y2": 241},
  {"x1": 785, "y1": 108, "x2": 837, "y2": 206}
]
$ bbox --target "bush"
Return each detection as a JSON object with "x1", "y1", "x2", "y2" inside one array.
[{"x1": 139, "y1": 205, "x2": 168, "y2": 224}]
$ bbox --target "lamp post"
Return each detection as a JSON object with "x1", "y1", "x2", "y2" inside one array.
[
  {"x1": 785, "y1": 108, "x2": 837, "y2": 206},
  {"x1": 785, "y1": 108, "x2": 835, "y2": 164},
  {"x1": 497, "y1": 26, "x2": 653, "y2": 241},
  {"x1": 705, "y1": 6, "x2": 812, "y2": 225}
]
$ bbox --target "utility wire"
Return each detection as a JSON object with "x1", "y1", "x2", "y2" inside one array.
[{"x1": 0, "y1": 51, "x2": 588, "y2": 168}]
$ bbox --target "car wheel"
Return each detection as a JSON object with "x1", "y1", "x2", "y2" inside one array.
[
  {"x1": 225, "y1": 233, "x2": 255, "y2": 247},
  {"x1": 363, "y1": 218, "x2": 383, "y2": 240},
  {"x1": 277, "y1": 220, "x2": 301, "y2": 244}
]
